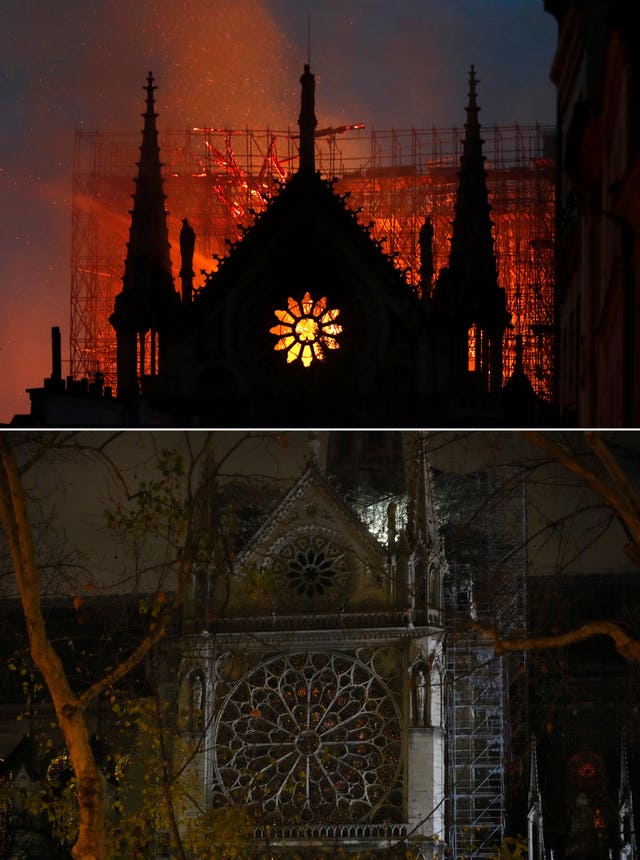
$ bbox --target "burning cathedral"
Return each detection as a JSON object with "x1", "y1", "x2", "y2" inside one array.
[{"x1": 19, "y1": 65, "x2": 551, "y2": 427}]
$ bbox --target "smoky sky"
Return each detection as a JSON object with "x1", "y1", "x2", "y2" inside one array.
[{"x1": 0, "y1": 0, "x2": 556, "y2": 423}]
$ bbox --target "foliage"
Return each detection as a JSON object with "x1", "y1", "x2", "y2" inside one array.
[
  {"x1": 103, "y1": 446, "x2": 188, "y2": 547},
  {"x1": 486, "y1": 835, "x2": 528, "y2": 860},
  {"x1": 455, "y1": 828, "x2": 527, "y2": 860},
  {"x1": 8, "y1": 685, "x2": 433, "y2": 859},
  {"x1": 4, "y1": 688, "x2": 254, "y2": 859},
  {"x1": 0, "y1": 433, "x2": 215, "y2": 859}
]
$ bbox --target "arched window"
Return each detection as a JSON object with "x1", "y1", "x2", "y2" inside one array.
[
  {"x1": 138, "y1": 329, "x2": 159, "y2": 379},
  {"x1": 468, "y1": 324, "x2": 479, "y2": 373}
]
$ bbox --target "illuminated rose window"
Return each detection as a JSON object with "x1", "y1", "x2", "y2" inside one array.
[{"x1": 270, "y1": 292, "x2": 342, "y2": 368}]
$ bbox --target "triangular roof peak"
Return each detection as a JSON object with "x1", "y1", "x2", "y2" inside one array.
[{"x1": 235, "y1": 458, "x2": 384, "y2": 570}]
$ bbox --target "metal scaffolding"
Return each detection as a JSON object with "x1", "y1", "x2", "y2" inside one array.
[
  {"x1": 71, "y1": 124, "x2": 554, "y2": 397},
  {"x1": 446, "y1": 614, "x2": 506, "y2": 859},
  {"x1": 441, "y1": 466, "x2": 528, "y2": 859}
]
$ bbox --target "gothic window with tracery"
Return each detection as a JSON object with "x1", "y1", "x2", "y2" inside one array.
[
  {"x1": 270, "y1": 292, "x2": 342, "y2": 367},
  {"x1": 212, "y1": 651, "x2": 402, "y2": 824},
  {"x1": 271, "y1": 533, "x2": 351, "y2": 610}
]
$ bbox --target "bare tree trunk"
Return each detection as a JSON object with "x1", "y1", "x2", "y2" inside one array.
[{"x1": 0, "y1": 437, "x2": 106, "y2": 859}]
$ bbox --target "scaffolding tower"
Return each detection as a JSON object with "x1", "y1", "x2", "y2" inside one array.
[
  {"x1": 441, "y1": 466, "x2": 528, "y2": 859},
  {"x1": 71, "y1": 124, "x2": 554, "y2": 398}
]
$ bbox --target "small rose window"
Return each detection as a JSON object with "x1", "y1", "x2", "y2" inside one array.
[{"x1": 270, "y1": 292, "x2": 342, "y2": 367}]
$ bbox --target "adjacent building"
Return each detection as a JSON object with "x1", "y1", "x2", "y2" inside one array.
[{"x1": 545, "y1": 0, "x2": 640, "y2": 425}]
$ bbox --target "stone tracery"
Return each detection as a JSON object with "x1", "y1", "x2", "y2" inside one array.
[{"x1": 213, "y1": 650, "x2": 402, "y2": 824}]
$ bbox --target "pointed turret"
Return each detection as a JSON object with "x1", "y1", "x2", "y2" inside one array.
[
  {"x1": 124, "y1": 72, "x2": 173, "y2": 290},
  {"x1": 448, "y1": 67, "x2": 497, "y2": 291},
  {"x1": 431, "y1": 67, "x2": 510, "y2": 399},
  {"x1": 298, "y1": 63, "x2": 317, "y2": 174},
  {"x1": 502, "y1": 333, "x2": 548, "y2": 424},
  {"x1": 619, "y1": 734, "x2": 637, "y2": 858},
  {"x1": 184, "y1": 440, "x2": 220, "y2": 631},
  {"x1": 527, "y1": 736, "x2": 545, "y2": 860},
  {"x1": 110, "y1": 72, "x2": 179, "y2": 399},
  {"x1": 403, "y1": 433, "x2": 445, "y2": 614},
  {"x1": 406, "y1": 432, "x2": 438, "y2": 550}
]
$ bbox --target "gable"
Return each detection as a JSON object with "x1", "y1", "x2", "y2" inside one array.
[
  {"x1": 182, "y1": 173, "x2": 422, "y2": 424},
  {"x1": 225, "y1": 466, "x2": 390, "y2": 615}
]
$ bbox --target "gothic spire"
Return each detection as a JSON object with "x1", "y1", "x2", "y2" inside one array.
[
  {"x1": 406, "y1": 432, "x2": 438, "y2": 549},
  {"x1": 122, "y1": 72, "x2": 174, "y2": 294},
  {"x1": 110, "y1": 73, "x2": 179, "y2": 399},
  {"x1": 298, "y1": 63, "x2": 317, "y2": 174},
  {"x1": 184, "y1": 438, "x2": 220, "y2": 631},
  {"x1": 430, "y1": 67, "x2": 510, "y2": 399},
  {"x1": 528, "y1": 735, "x2": 541, "y2": 808},
  {"x1": 446, "y1": 65, "x2": 500, "y2": 313},
  {"x1": 619, "y1": 734, "x2": 637, "y2": 855},
  {"x1": 527, "y1": 736, "x2": 546, "y2": 860}
]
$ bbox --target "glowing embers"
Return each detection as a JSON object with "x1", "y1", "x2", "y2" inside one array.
[{"x1": 270, "y1": 292, "x2": 342, "y2": 367}]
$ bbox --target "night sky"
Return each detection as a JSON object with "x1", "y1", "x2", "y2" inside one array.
[{"x1": 0, "y1": 0, "x2": 556, "y2": 422}]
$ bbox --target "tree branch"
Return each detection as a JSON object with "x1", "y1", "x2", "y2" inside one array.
[
  {"x1": 0, "y1": 437, "x2": 76, "y2": 710},
  {"x1": 474, "y1": 618, "x2": 640, "y2": 662},
  {"x1": 525, "y1": 431, "x2": 640, "y2": 564}
]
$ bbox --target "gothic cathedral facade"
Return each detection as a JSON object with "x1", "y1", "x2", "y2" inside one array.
[{"x1": 174, "y1": 438, "x2": 448, "y2": 857}]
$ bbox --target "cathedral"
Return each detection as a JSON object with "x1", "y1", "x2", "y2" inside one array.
[
  {"x1": 18, "y1": 66, "x2": 549, "y2": 428},
  {"x1": 175, "y1": 434, "x2": 448, "y2": 857},
  {"x1": 0, "y1": 432, "x2": 638, "y2": 858},
  {"x1": 167, "y1": 432, "x2": 640, "y2": 858}
]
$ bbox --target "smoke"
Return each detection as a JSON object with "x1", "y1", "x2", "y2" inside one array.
[{"x1": 0, "y1": 0, "x2": 294, "y2": 421}]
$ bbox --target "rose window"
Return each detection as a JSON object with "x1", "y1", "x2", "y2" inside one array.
[
  {"x1": 270, "y1": 292, "x2": 342, "y2": 367},
  {"x1": 213, "y1": 651, "x2": 402, "y2": 824},
  {"x1": 271, "y1": 534, "x2": 351, "y2": 610}
]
